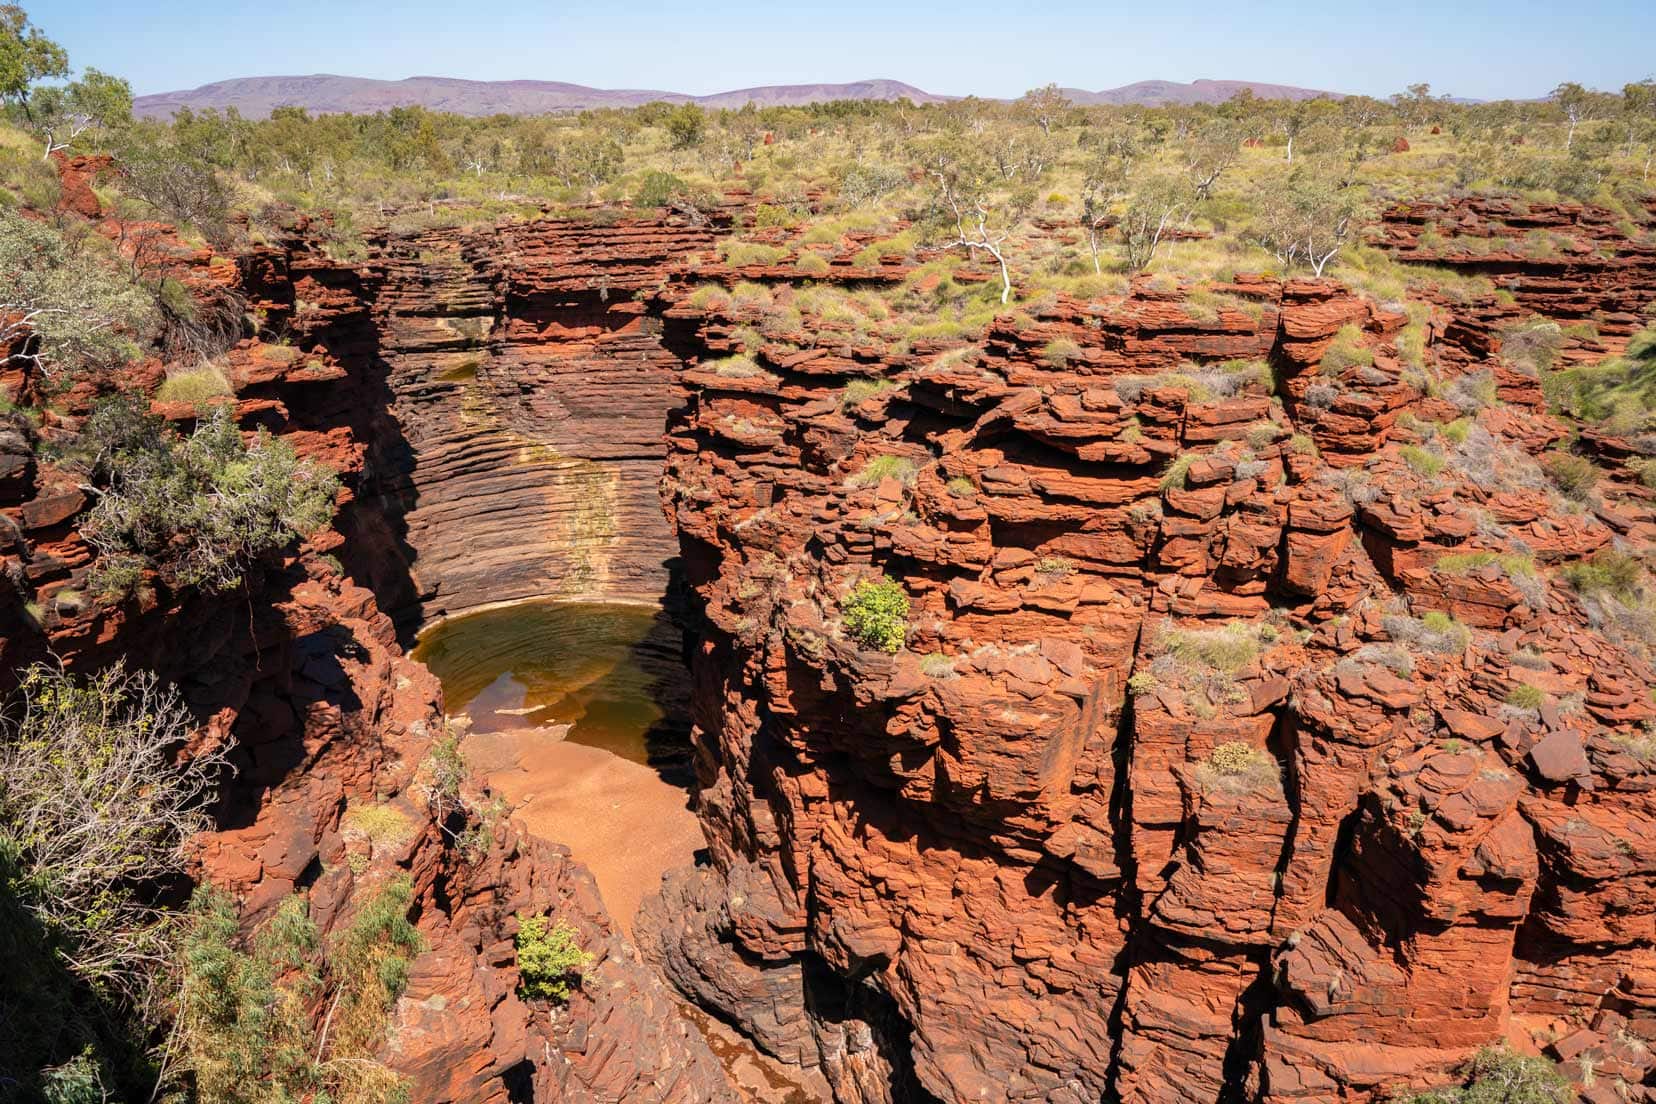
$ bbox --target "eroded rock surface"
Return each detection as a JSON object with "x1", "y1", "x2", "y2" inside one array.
[{"x1": 636, "y1": 252, "x2": 1656, "y2": 1104}]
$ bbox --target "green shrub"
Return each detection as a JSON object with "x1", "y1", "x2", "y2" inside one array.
[
  {"x1": 634, "y1": 170, "x2": 689, "y2": 208},
  {"x1": 178, "y1": 877, "x2": 421, "y2": 1104},
  {"x1": 722, "y1": 240, "x2": 788, "y2": 266},
  {"x1": 841, "y1": 576, "x2": 909, "y2": 653},
  {"x1": 1406, "y1": 1046, "x2": 1570, "y2": 1104},
  {"x1": 341, "y1": 802, "x2": 416, "y2": 849},
  {"x1": 1504, "y1": 683, "x2": 1544, "y2": 710},
  {"x1": 752, "y1": 203, "x2": 801, "y2": 229},
  {"x1": 1561, "y1": 550, "x2": 1642, "y2": 600},
  {"x1": 841, "y1": 378, "x2": 893, "y2": 409},
  {"x1": 1195, "y1": 742, "x2": 1279, "y2": 793},
  {"x1": 87, "y1": 551, "x2": 147, "y2": 602},
  {"x1": 1162, "y1": 621, "x2": 1266, "y2": 674},
  {"x1": 1, "y1": 662, "x2": 231, "y2": 1001},
  {"x1": 1288, "y1": 433, "x2": 1319, "y2": 456},
  {"x1": 515, "y1": 914, "x2": 592, "y2": 1003},
  {"x1": 919, "y1": 653, "x2": 957, "y2": 679},
  {"x1": 1160, "y1": 453, "x2": 1197, "y2": 491},
  {"x1": 0, "y1": 208, "x2": 155, "y2": 379},
  {"x1": 1319, "y1": 324, "x2": 1374, "y2": 377},
  {"x1": 156, "y1": 363, "x2": 233, "y2": 405},
  {"x1": 709, "y1": 354, "x2": 763, "y2": 378},
  {"x1": 75, "y1": 399, "x2": 338, "y2": 593},
  {"x1": 1040, "y1": 338, "x2": 1082, "y2": 367},
  {"x1": 794, "y1": 251, "x2": 832, "y2": 276},
  {"x1": 945, "y1": 475, "x2": 976, "y2": 497},
  {"x1": 1545, "y1": 325, "x2": 1656, "y2": 432},
  {"x1": 1440, "y1": 418, "x2": 1472, "y2": 445},
  {"x1": 1127, "y1": 671, "x2": 1160, "y2": 696},
  {"x1": 1435, "y1": 551, "x2": 1536, "y2": 577},
  {"x1": 1382, "y1": 608, "x2": 1472, "y2": 654}
]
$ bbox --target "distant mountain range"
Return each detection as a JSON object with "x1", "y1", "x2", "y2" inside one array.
[
  {"x1": 132, "y1": 74, "x2": 1343, "y2": 120},
  {"x1": 1060, "y1": 79, "x2": 1335, "y2": 106}
]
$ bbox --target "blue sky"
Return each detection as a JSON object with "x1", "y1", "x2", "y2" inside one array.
[{"x1": 23, "y1": 0, "x2": 1656, "y2": 101}]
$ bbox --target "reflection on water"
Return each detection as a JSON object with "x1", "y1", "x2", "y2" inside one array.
[{"x1": 412, "y1": 601, "x2": 688, "y2": 770}]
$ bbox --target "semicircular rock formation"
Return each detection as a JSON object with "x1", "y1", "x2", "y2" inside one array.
[{"x1": 633, "y1": 248, "x2": 1656, "y2": 1104}]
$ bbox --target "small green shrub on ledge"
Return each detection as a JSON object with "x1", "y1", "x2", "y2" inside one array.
[
  {"x1": 847, "y1": 454, "x2": 918, "y2": 488},
  {"x1": 515, "y1": 914, "x2": 592, "y2": 1003},
  {"x1": 841, "y1": 576, "x2": 910, "y2": 653}
]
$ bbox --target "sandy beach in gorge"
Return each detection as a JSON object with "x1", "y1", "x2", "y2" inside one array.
[{"x1": 462, "y1": 725, "x2": 702, "y2": 935}]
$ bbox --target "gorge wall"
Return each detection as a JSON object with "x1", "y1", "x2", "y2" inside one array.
[
  {"x1": 350, "y1": 216, "x2": 720, "y2": 625},
  {"x1": 629, "y1": 204, "x2": 1656, "y2": 1104},
  {"x1": 1, "y1": 208, "x2": 739, "y2": 1102}
]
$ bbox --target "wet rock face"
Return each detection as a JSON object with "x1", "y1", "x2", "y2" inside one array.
[{"x1": 639, "y1": 260, "x2": 1656, "y2": 1104}]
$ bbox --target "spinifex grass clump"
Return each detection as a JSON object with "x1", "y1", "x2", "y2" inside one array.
[
  {"x1": 846, "y1": 454, "x2": 918, "y2": 489},
  {"x1": 1194, "y1": 741, "x2": 1280, "y2": 794}
]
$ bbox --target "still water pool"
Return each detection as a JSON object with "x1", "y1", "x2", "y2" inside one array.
[{"x1": 411, "y1": 600, "x2": 687, "y2": 768}]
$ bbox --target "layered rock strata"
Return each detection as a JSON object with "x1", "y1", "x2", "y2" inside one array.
[{"x1": 638, "y1": 263, "x2": 1656, "y2": 1104}]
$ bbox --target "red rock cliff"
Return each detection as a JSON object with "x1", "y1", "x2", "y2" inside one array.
[{"x1": 635, "y1": 257, "x2": 1656, "y2": 1104}]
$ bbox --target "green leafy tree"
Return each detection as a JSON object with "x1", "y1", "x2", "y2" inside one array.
[
  {"x1": 1550, "y1": 82, "x2": 1591, "y2": 151},
  {"x1": 515, "y1": 914, "x2": 592, "y2": 1002},
  {"x1": 664, "y1": 102, "x2": 706, "y2": 150},
  {"x1": 0, "y1": 3, "x2": 67, "y2": 107},
  {"x1": 1252, "y1": 166, "x2": 1363, "y2": 276},
  {"x1": 1016, "y1": 83, "x2": 1072, "y2": 136},
  {"x1": 1119, "y1": 173, "x2": 1188, "y2": 273},
  {"x1": 30, "y1": 67, "x2": 131, "y2": 158},
  {"x1": 917, "y1": 136, "x2": 1033, "y2": 303},
  {"x1": 1079, "y1": 126, "x2": 1139, "y2": 273}
]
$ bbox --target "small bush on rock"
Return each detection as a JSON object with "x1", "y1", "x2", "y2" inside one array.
[
  {"x1": 1562, "y1": 551, "x2": 1642, "y2": 600},
  {"x1": 75, "y1": 399, "x2": 338, "y2": 593},
  {"x1": 841, "y1": 576, "x2": 909, "y2": 653},
  {"x1": 1540, "y1": 451, "x2": 1600, "y2": 500},
  {"x1": 1407, "y1": 1046, "x2": 1569, "y2": 1104},
  {"x1": 515, "y1": 914, "x2": 592, "y2": 1003},
  {"x1": 1195, "y1": 742, "x2": 1279, "y2": 794},
  {"x1": 847, "y1": 454, "x2": 918, "y2": 488}
]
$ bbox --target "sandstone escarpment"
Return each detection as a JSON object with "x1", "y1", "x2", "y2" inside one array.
[{"x1": 638, "y1": 261, "x2": 1656, "y2": 1104}]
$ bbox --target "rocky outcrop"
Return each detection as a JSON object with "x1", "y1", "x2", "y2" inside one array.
[
  {"x1": 1375, "y1": 195, "x2": 1656, "y2": 343},
  {"x1": 638, "y1": 261, "x2": 1656, "y2": 1104}
]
